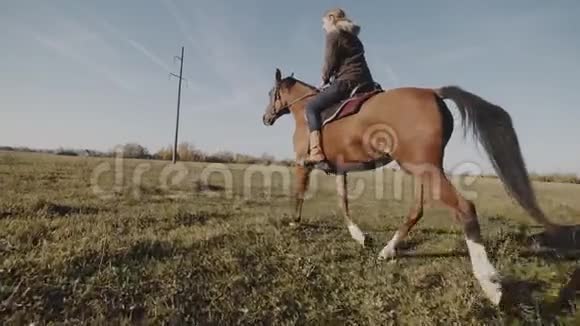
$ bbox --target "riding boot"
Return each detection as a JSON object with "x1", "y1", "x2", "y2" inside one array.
[{"x1": 307, "y1": 130, "x2": 326, "y2": 162}]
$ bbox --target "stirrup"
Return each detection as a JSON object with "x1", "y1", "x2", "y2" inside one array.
[{"x1": 304, "y1": 158, "x2": 332, "y2": 171}]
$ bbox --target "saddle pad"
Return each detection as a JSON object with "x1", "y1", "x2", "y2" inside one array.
[{"x1": 321, "y1": 89, "x2": 382, "y2": 126}]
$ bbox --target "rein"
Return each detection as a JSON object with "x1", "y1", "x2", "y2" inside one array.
[{"x1": 280, "y1": 90, "x2": 318, "y2": 110}]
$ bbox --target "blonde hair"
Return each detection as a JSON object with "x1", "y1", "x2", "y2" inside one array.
[{"x1": 322, "y1": 8, "x2": 360, "y2": 35}]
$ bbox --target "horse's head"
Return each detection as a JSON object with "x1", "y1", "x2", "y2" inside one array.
[
  {"x1": 263, "y1": 68, "x2": 318, "y2": 126},
  {"x1": 262, "y1": 68, "x2": 292, "y2": 126}
]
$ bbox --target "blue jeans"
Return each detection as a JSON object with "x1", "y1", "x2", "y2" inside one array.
[{"x1": 306, "y1": 80, "x2": 357, "y2": 131}]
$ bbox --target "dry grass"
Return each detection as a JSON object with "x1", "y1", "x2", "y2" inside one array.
[{"x1": 0, "y1": 151, "x2": 578, "y2": 325}]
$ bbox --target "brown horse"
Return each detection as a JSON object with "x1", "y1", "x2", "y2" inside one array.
[{"x1": 262, "y1": 68, "x2": 562, "y2": 305}]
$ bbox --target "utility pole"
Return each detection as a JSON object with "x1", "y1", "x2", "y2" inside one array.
[{"x1": 170, "y1": 46, "x2": 185, "y2": 164}]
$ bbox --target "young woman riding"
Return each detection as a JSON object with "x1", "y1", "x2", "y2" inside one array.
[{"x1": 305, "y1": 8, "x2": 376, "y2": 167}]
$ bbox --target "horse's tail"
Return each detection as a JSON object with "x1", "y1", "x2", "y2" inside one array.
[{"x1": 436, "y1": 86, "x2": 559, "y2": 231}]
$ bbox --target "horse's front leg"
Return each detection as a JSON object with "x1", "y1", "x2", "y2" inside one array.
[
  {"x1": 292, "y1": 165, "x2": 311, "y2": 224},
  {"x1": 336, "y1": 173, "x2": 367, "y2": 247}
]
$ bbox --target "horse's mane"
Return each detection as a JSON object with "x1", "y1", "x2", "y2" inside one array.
[{"x1": 281, "y1": 76, "x2": 319, "y2": 92}]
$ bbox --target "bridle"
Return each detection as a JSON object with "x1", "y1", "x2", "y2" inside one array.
[
  {"x1": 272, "y1": 85, "x2": 319, "y2": 113},
  {"x1": 280, "y1": 92, "x2": 318, "y2": 111}
]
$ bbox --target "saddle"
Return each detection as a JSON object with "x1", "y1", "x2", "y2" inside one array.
[
  {"x1": 302, "y1": 82, "x2": 386, "y2": 174},
  {"x1": 319, "y1": 82, "x2": 383, "y2": 127}
]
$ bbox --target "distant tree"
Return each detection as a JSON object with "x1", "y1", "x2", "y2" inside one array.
[
  {"x1": 15, "y1": 147, "x2": 34, "y2": 152},
  {"x1": 206, "y1": 151, "x2": 235, "y2": 163},
  {"x1": 260, "y1": 153, "x2": 275, "y2": 165},
  {"x1": 277, "y1": 159, "x2": 295, "y2": 167},
  {"x1": 178, "y1": 142, "x2": 205, "y2": 161},
  {"x1": 113, "y1": 143, "x2": 150, "y2": 159},
  {"x1": 153, "y1": 142, "x2": 205, "y2": 162},
  {"x1": 154, "y1": 146, "x2": 173, "y2": 161},
  {"x1": 234, "y1": 153, "x2": 259, "y2": 164},
  {"x1": 55, "y1": 147, "x2": 78, "y2": 156}
]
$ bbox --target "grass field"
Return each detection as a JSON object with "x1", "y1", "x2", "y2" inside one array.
[{"x1": 0, "y1": 151, "x2": 578, "y2": 325}]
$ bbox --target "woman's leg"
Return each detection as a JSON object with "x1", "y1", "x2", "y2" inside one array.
[{"x1": 305, "y1": 81, "x2": 352, "y2": 164}]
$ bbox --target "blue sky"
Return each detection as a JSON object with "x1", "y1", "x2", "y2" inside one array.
[{"x1": 1, "y1": 0, "x2": 579, "y2": 174}]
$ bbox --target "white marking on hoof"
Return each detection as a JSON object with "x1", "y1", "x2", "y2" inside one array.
[
  {"x1": 478, "y1": 275, "x2": 502, "y2": 306},
  {"x1": 378, "y1": 231, "x2": 401, "y2": 260},
  {"x1": 378, "y1": 245, "x2": 396, "y2": 260},
  {"x1": 466, "y1": 238, "x2": 503, "y2": 305},
  {"x1": 347, "y1": 223, "x2": 366, "y2": 247}
]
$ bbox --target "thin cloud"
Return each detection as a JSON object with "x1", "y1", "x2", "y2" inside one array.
[
  {"x1": 160, "y1": 0, "x2": 269, "y2": 110},
  {"x1": 100, "y1": 20, "x2": 172, "y2": 72},
  {"x1": 159, "y1": 0, "x2": 197, "y2": 49},
  {"x1": 160, "y1": 1, "x2": 264, "y2": 80},
  {"x1": 35, "y1": 34, "x2": 136, "y2": 92}
]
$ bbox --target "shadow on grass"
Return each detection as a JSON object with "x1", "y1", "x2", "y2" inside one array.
[
  {"x1": 42, "y1": 203, "x2": 103, "y2": 217},
  {"x1": 173, "y1": 209, "x2": 230, "y2": 226},
  {"x1": 289, "y1": 221, "x2": 580, "y2": 259},
  {"x1": 498, "y1": 225, "x2": 580, "y2": 323},
  {"x1": 396, "y1": 238, "x2": 428, "y2": 252},
  {"x1": 32, "y1": 200, "x2": 106, "y2": 218},
  {"x1": 194, "y1": 180, "x2": 226, "y2": 192},
  {"x1": 0, "y1": 233, "x2": 239, "y2": 324},
  {"x1": 1, "y1": 200, "x2": 107, "y2": 219},
  {"x1": 527, "y1": 224, "x2": 580, "y2": 250},
  {"x1": 289, "y1": 222, "x2": 345, "y2": 232},
  {"x1": 500, "y1": 268, "x2": 579, "y2": 324},
  {"x1": 288, "y1": 221, "x2": 462, "y2": 236},
  {"x1": 0, "y1": 211, "x2": 14, "y2": 219},
  {"x1": 519, "y1": 249, "x2": 580, "y2": 262}
]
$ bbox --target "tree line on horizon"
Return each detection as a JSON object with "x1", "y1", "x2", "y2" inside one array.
[
  {"x1": 1, "y1": 144, "x2": 578, "y2": 184},
  {"x1": 0, "y1": 142, "x2": 295, "y2": 166}
]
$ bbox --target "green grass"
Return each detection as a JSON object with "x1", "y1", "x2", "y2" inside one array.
[{"x1": 0, "y1": 151, "x2": 578, "y2": 325}]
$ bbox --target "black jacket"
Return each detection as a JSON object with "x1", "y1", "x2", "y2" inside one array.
[{"x1": 321, "y1": 29, "x2": 374, "y2": 85}]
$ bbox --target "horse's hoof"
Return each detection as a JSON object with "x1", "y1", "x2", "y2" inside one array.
[
  {"x1": 478, "y1": 277, "x2": 503, "y2": 306},
  {"x1": 289, "y1": 221, "x2": 299, "y2": 228},
  {"x1": 363, "y1": 234, "x2": 374, "y2": 248},
  {"x1": 304, "y1": 161, "x2": 334, "y2": 174},
  {"x1": 378, "y1": 246, "x2": 396, "y2": 260},
  {"x1": 314, "y1": 161, "x2": 331, "y2": 169},
  {"x1": 347, "y1": 223, "x2": 366, "y2": 247}
]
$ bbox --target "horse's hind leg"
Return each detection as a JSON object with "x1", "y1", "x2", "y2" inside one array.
[
  {"x1": 379, "y1": 177, "x2": 424, "y2": 259},
  {"x1": 292, "y1": 165, "x2": 311, "y2": 224},
  {"x1": 435, "y1": 169, "x2": 503, "y2": 305},
  {"x1": 336, "y1": 172, "x2": 366, "y2": 246}
]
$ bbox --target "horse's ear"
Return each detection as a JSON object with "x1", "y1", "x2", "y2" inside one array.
[
  {"x1": 290, "y1": 72, "x2": 294, "y2": 78},
  {"x1": 275, "y1": 68, "x2": 282, "y2": 83}
]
